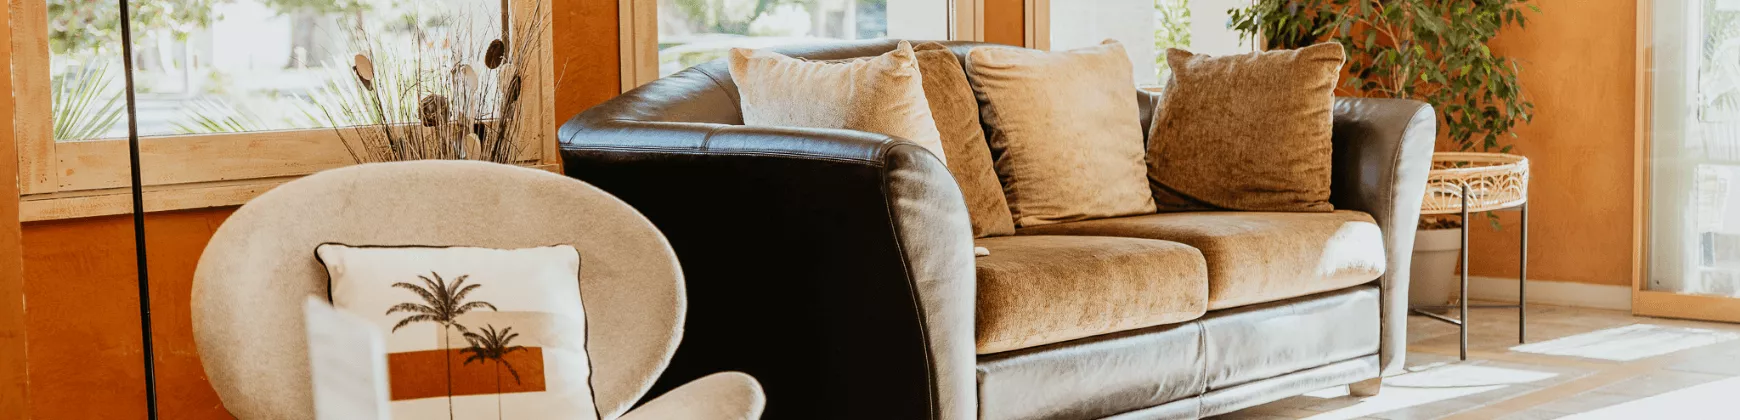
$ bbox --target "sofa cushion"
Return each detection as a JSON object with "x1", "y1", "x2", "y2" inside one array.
[
  {"x1": 1199, "y1": 286, "x2": 1380, "y2": 392},
  {"x1": 976, "y1": 322, "x2": 1204, "y2": 420},
  {"x1": 1018, "y1": 211, "x2": 1385, "y2": 309},
  {"x1": 728, "y1": 41, "x2": 948, "y2": 163},
  {"x1": 1148, "y1": 43, "x2": 1345, "y2": 212},
  {"x1": 973, "y1": 235, "x2": 1207, "y2": 354},
  {"x1": 913, "y1": 42, "x2": 1015, "y2": 238},
  {"x1": 966, "y1": 40, "x2": 1157, "y2": 227}
]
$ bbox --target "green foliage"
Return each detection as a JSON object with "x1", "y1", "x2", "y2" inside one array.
[
  {"x1": 670, "y1": 0, "x2": 808, "y2": 35},
  {"x1": 172, "y1": 98, "x2": 269, "y2": 134},
  {"x1": 47, "y1": 0, "x2": 222, "y2": 56},
  {"x1": 1154, "y1": 0, "x2": 1191, "y2": 80},
  {"x1": 256, "y1": 0, "x2": 369, "y2": 14},
  {"x1": 1700, "y1": 0, "x2": 1740, "y2": 118},
  {"x1": 49, "y1": 63, "x2": 124, "y2": 141},
  {"x1": 1228, "y1": 0, "x2": 1538, "y2": 153}
]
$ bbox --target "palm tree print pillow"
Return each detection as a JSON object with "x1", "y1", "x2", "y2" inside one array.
[{"x1": 316, "y1": 244, "x2": 598, "y2": 420}]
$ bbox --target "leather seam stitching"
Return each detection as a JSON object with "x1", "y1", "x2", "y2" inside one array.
[
  {"x1": 693, "y1": 66, "x2": 743, "y2": 114},
  {"x1": 1195, "y1": 320, "x2": 1209, "y2": 419}
]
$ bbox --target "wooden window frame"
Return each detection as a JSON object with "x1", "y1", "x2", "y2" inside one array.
[
  {"x1": 8, "y1": 0, "x2": 561, "y2": 222},
  {"x1": 617, "y1": 0, "x2": 986, "y2": 92}
]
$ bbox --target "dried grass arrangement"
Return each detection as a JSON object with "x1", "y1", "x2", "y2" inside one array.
[{"x1": 312, "y1": 1, "x2": 547, "y2": 164}]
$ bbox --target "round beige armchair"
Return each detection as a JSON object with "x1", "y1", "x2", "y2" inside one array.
[{"x1": 191, "y1": 160, "x2": 764, "y2": 419}]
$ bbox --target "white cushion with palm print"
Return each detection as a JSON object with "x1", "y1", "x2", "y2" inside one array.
[{"x1": 316, "y1": 244, "x2": 599, "y2": 420}]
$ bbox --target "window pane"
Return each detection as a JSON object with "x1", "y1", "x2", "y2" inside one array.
[
  {"x1": 1049, "y1": 0, "x2": 1251, "y2": 86},
  {"x1": 657, "y1": 0, "x2": 948, "y2": 77},
  {"x1": 47, "y1": 0, "x2": 506, "y2": 141},
  {"x1": 1649, "y1": 0, "x2": 1740, "y2": 296}
]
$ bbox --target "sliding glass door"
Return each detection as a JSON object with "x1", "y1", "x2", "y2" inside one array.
[{"x1": 1641, "y1": 0, "x2": 1740, "y2": 321}]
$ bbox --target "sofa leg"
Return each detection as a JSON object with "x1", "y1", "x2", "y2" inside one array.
[{"x1": 1349, "y1": 377, "x2": 1383, "y2": 397}]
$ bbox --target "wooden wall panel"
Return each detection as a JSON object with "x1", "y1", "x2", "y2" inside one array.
[
  {"x1": 1469, "y1": 0, "x2": 1638, "y2": 286},
  {"x1": 0, "y1": 1, "x2": 29, "y2": 418}
]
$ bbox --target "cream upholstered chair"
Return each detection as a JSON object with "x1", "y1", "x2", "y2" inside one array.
[{"x1": 191, "y1": 160, "x2": 764, "y2": 419}]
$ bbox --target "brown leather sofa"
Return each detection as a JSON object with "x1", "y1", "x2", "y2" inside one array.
[{"x1": 559, "y1": 40, "x2": 1435, "y2": 420}]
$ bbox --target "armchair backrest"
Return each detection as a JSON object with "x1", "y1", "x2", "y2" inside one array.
[{"x1": 191, "y1": 160, "x2": 684, "y2": 419}]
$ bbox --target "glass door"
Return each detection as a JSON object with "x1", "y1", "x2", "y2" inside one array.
[{"x1": 1641, "y1": 0, "x2": 1740, "y2": 322}]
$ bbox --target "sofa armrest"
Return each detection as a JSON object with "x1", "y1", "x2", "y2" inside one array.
[
  {"x1": 560, "y1": 119, "x2": 976, "y2": 420},
  {"x1": 1329, "y1": 97, "x2": 1437, "y2": 376}
]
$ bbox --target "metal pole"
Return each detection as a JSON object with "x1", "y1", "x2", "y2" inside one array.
[
  {"x1": 1460, "y1": 184, "x2": 1470, "y2": 361},
  {"x1": 1519, "y1": 201, "x2": 1529, "y2": 344},
  {"x1": 118, "y1": 0, "x2": 158, "y2": 417}
]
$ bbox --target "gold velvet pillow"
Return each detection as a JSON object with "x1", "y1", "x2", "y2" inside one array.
[
  {"x1": 728, "y1": 41, "x2": 947, "y2": 164},
  {"x1": 967, "y1": 40, "x2": 1157, "y2": 227},
  {"x1": 1148, "y1": 43, "x2": 1345, "y2": 212},
  {"x1": 912, "y1": 42, "x2": 1015, "y2": 238}
]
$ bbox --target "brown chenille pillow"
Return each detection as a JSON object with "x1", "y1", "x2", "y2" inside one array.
[
  {"x1": 1148, "y1": 43, "x2": 1346, "y2": 212},
  {"x1": 967, "y1": 40, "x2": 1157, "y2": 227},
  {"x1": 912, "y1": 42, "x2": 1016, "y2": 238}
]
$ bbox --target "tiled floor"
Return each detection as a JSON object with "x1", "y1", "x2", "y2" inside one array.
[{"x1": 1212, "y1": 304, "x2": 1740, "y2": 419}]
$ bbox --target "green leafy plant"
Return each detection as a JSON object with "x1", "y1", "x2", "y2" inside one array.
[
  {"x1": 47, "y1": 0, "x2": 221, "y2": 56},
  {"x1": 1154, "y1": 0, "x2": 1192, "y2": 81},
  {"x1": 50, "y1": 64, "x2": 125, "y2": 141},
  {"x1": 172, "y1": 98, "x2": 270, "y2": 134},
  {"x1": 1228, "y1": 0, "x2": 1537, "y2": 153}
]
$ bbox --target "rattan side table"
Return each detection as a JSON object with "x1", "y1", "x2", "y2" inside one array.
[{"x1": 1409, "y1": 152, "x2": 1531, "y2": 360}]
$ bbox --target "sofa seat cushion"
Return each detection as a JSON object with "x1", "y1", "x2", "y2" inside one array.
[
  {"x1": 1018, "y1": 211, "x2": 1385, "y2": 310},
  {"x1": 973, "y1": 235, "x2": 1208, "y2": 354}
]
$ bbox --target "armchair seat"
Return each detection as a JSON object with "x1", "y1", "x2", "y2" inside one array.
[
  {"x1": 972, "y1": 235, "x2": 1208, "y2": 354},
  {"x1": 1019, "y1": 210, "x2": 1388, "y2": 310}
]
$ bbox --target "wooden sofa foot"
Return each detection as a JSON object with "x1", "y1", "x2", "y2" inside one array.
[{"x1": 1349, "y1": 377, "x2": 1383, "y2": 397}]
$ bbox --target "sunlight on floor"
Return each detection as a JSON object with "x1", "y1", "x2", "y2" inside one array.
[
  {"x1": 1510, "y1": 324, "x2": 1738, "y2": 361},
  {"x1": 1563, "y1": 375, "x2": 1740, "y2": 419},
  {"x1": 1292, "y1": 363, "x2": 1560, "y2": 420}
]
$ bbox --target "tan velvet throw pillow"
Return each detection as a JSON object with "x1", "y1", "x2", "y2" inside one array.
[
  {"x1": 912, "y1": 42, "x2": 1016, "y2": 238},
  {"x1": 1148, "y1": 43, "x2": 1346, "y2": 212},
  {"x1": 967, "y1": 40, "x2": 1157, "y2": 227},
  {"x1": 729, "y1": 41, "x2": 947, "y2": 164}
]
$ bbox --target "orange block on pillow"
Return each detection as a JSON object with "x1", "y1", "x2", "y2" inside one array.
[{"x1": 387, "y1": 347, "x2": 547, "y2": 401}]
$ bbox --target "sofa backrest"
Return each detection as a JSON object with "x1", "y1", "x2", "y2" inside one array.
[{"x1": 566, "y1": 39, "x2": 1163, "y2": 146}]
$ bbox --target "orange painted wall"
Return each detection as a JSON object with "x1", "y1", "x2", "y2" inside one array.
[
  {"x1": 12, "y1": 0, "x2": 623, "y2": 417},
  {"x1": 22, "y1": 209, "x2": 234, "y2": 419},
  {"x1": 1466, "y1": 0, "x2": 1638, "y2": 287}
]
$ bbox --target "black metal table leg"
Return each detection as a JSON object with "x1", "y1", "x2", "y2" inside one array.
[
  {"x1": 1460, "y1": 184, "x2": 1470, "y2": 361},
  {"x1": 1408, "y1": 186, "x2": 1529, "y2": 361},
  {"x1": 1519, "y1": 201, "x2": 1529, "y2": 344}
]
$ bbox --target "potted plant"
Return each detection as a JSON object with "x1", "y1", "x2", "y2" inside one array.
[{"x1": 1229, "y1": 0, "x2": 1536, "y2": 306}]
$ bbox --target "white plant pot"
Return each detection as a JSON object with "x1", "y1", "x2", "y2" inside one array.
[{"x1": 1410, "y1": 228, "x2": 1463, "y2": 307}]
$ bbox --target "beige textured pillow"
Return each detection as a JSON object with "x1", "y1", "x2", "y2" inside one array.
[
  {"x1": 1148, "y1": 43, "x2": 1345, "y2": 212},
  {"x1": 967, "y1": 40, "x2": 1157, "y2": 227},
  {"x1": 729, "y1": 41, "x2": 947, "y2": 163},
  {"x1": 912, "y1": 42, "x2": 1015, "y2": 238}
]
